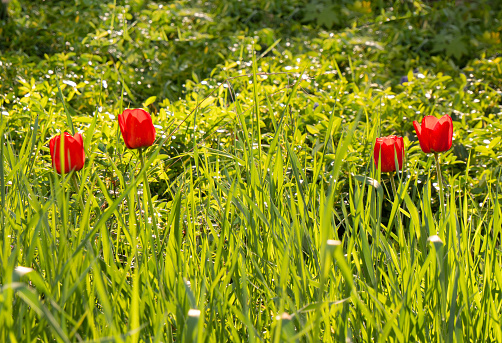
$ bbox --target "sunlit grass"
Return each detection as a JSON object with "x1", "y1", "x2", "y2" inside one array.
[{"x1": 1, "y1": 0, "x2": 502, "y2": 342}]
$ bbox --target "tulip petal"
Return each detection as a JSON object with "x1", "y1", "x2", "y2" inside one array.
[
  {"x1": 128, "y1": 115, "x2": 144, "y2": 149},
  {"x1": 422, "y1": 115, "x2": 439, "y2": 131},
  {"x1": 422, "y1": 116, "x2": 440, "y2": 153},
  {"x1": 49, "y1": 132, "x2": 85, "y2": 174},
  {"x1": 373, "y1": 138, "x2": 383, "y2": 171},
  {"x1": 118, "y1": 112, "x2": 131, "y2": 149},
  {"x1": 373, "y1": 135, "x2": 404, "y2": 173},
  {"x1": 74, "y1": 132, "x2": 84, "y2": 146},
  {"x1": 429, "y1": 115, "x2": 453, "y2": 153},
  {"x1": 119, "y1": 109, "x2": 156, "y2": 149},
  {"x1": 70, "y1": 133, "x2": 85, "y2": 171},
  {"x1": 413, "y1": 120, "x2": 430, "y2": 153},
  {"x1": 395, "y1": 136, "x2": 404, "y2": 170},
  {"x1": 381, "y1": 139, "x2": 395, "y2": 172},
  {"x1": 414, "y1": 115, "x2": 453, "y2": 154}
]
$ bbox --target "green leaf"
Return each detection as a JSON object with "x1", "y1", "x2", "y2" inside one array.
[{"x1": 143, "y1": 96, "x2": 157, "y2": 107}]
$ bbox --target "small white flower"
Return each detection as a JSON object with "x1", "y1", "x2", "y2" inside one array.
[{"x1": 63, "y1": 80, "x2": 77, "y2": 88}]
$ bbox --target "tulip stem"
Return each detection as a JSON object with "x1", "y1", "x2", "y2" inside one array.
[
  {"x1": 139, "y1": 148, "x2": 145, "y2": 173},
  {"x1": 389, "y1": 173, "x2": 397, "y2": 199},
  {"x1": 71, "y1": 173, "x2": 85, "y2": 211},
  {"x1": 434, "y1": 153, "x2": 445, "y2": 225},
  {"x1": 138, "y1": 149, "x2": 150, "y2": 211},
  {"x1": 389, "y1": 173, "x2": 402, "y2": 232},
  {"x1": 138, "y1": 148, "x2": 161, "y2": 252}
]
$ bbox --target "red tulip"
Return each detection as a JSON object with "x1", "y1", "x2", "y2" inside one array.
[
  {"x1": 373, "y1": 135, "x2": 405, "y2": 173},
  {"x1": 118, "y1": 109, "x2": 156, "y2": 149},
  {"x1": 49, "y1": 132, "x2": 85, "y2": 174},
  {"x1": 413, "y1": 115, "x2": 453, "y2": 154}
]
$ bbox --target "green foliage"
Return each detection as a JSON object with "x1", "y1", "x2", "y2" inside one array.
[
  {"x1": 302, "y1": 0, "x2": 378, "y2": 29},
  {"x1": 1, "y1": 0, "x2": 502, "y2": 341}
]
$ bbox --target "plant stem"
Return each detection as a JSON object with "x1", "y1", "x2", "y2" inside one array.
[
  {"x1": 389, "y1": 173, "x2": 397, "y2": 198},
  {"x1": 139, "y1": 148, "x2": 144, "y2": 174},
  {"x1": 138, "y1": 148, "x2": 161, "y2": 256},
  {"x1": 71, "y1": 172, "x2": 85, "y2": 211},
  {"x1": 389, "y1": 173, "x2": 402, "y2": 233},
  {"x1": 434, "y1": 153, "x2": 445, "y2": 226}
]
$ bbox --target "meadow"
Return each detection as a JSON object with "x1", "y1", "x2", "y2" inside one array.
[{"x1": 1, "y1": 0, "x2": 502, "y2": 341}]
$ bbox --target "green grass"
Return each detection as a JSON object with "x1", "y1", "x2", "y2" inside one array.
[{"x1": 1, "y1": 0, "x2": 502, "y2": 341}]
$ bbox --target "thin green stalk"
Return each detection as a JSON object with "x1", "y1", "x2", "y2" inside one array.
[
  {"x1": 71, "y1": 173, "x2": 85, "y2": 211},
  {"x1": 138, "y1": 148, "x2": 161, "y2": 258},
  {"x1": 389, "y1": 173, "x2": 403, "y2": 241},
  {"x1": 434, "y1": 153, "x2": 445, "y2": 226},
  {"x1": 389, "y1": 173, "x2": 397, "y2": 201}
]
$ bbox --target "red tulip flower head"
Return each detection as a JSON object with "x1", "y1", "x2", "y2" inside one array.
[
  {"x1": 118, "y1": 109, "x2": 156, "y2": 149},
  {"x1": 373, "y1": 135, "x2": 405, "y2": 173},
  {"x1": 49, "y1": 132, "x2": 85, "y2": 174},
  {"x1": 413, "y1": 115, "x2": 453, "y2": 154}
]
